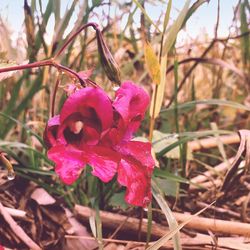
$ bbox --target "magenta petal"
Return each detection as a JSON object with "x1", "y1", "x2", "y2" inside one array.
[
  {"x1": 116, "y1": 141, "x2": 154, "y2": 207},
  {"x1": 117, "y1": 158, "x2": 152, "y2": 207},
  {"x1": 43, "y1": 115, "x2": 60, "y2": 148},
  {"x1": 113, "y1": 82, "x2": 150, "y2": 134},
  {"x1": 85, "y1": 146, "x2": 120, "y2": 182},
  {"x1": 48, "y1": 145, "x2": 86, "y2": 185},
  {"x1": 60, "y1": 87, "x2": 113, "y2": 131},
  {"x1": 116, "y1": 141, "x2": 155, "y2": 169}
]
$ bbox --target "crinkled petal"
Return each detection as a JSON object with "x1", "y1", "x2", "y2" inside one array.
[
  {"x1": 113, "y1": 81, "x2": 150, "y2": 138},
  {"x1": 117, "y1": 157, "x2": 152, "y2": 207},
  {"x1": 115, "y1": 141, "x2": 155, "y2": 169},
  {"x1": 43, "y1": 115, "x2": 60, "y2": 148},
  {"x1": 57, "y1": 87, "x2": 113, "y2": 146},
  {"x1": 85, "y1": 145, "x2": 120, "y2": 182},
  {"x1": 60, "y1": 87, "x2": 113, "y2": 131},
  {"x1": 48, "y1": 145, "x2": 86, "y2": 185}
]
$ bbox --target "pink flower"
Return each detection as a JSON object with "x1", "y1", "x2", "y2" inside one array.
[{"x1": 44, "y1": 82, "x2": 154, "y2": 207}]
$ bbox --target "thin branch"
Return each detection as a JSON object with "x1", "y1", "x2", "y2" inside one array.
[
  {"x1": 214, "y1": 0, "x2": 220, "y2": 39},
  {"x1": 165, "y1": 41, "x2": 215, "y2": 108},
  {"x1": 216, "y1": 31, "x2": 250, "y2": 42},
  {"x1": 51, "y1": 71, "x2": 62, "y2": 117},
  {"x1": 0, "y1": 60, "x2": 96, "y2": 87},
  {"x1": 165, "y1": 3, "x2": 250, "y2": 108},
  {"x1": 75, "y1": 205, "x2": 250, "y2": 237},
  {"x1": 166, "y1": 57, "x2": 245, "y2": 79},
  {"x1": 53, "y1": 22, "x2": 99, "y2": 59}
]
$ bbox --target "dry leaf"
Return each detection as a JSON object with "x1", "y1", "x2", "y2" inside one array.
[
  {"x1": 221, "y1": 130, "x2": 250, "y2": 193},
  {"x1": 31, "y1": 188, "x2": 56, "y2": 205},
  {"x1": 149, "y1": 55, "x2": 167, "y2": 119},
  {"x1": 64, "y1": 208, "x2": 98, "y2": 250},
  {"x1": 144, "y1": 42, "x2": 161, "y2": 85}
]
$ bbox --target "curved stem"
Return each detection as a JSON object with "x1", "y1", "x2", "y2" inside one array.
[
  {"x1": 0, "y1": 59, "x2": 52, "y2": 74},
  {"x1": 54, "y1": 22, "x2": 99, "y2": 59},
  {"x1": 56, "y1": 63, "x2": 85, "y2": 85},
  {"x1": 51, "y1": 71, "x2": 62, "y2": 117},
  {"x1": 0, "y1": 59, "x2": 96, "y2": 87}
]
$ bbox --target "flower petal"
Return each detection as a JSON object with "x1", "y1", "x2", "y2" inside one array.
[
  {"x1": 115, "y1": 141, "x2": 155, "y2": 169},
  {"x1": 57, "y1": 87, "x2": 113, "y2": 146},
  {"x1": 113, "y1": 81, "x2": 149, "y2": 123},
  {"x1": 112, "y1": 81, "x2": 150, "y2": 140},
  {"x1": 85, "y1": 146, "x2": 120, "y2": 182},
  {"x1": 116, "y1": 141, "x2": 154, "y2": 207},
  {"x1": 48, "y1": 145, "x2": 86, "y2": 185},
  {"x1": 60, "y1": 87, "x2": 113, "y2": 131},
  {"x1": 43, "y1": 115, "x2": 60, "y2": 148},
  {"x1": 117, "y1": 157, "x2": 152, "y2": 207}
]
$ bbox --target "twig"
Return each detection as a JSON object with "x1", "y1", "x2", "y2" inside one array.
[
  {"x1": 166, "y1": 57, "x2": 245, "y2": 79},
  {"x1": 75, "y1": 205, "x2": 168, "y2": 238},
  {"x1": 190, "y1": 157, "x2": 235, "y2": 185},
  {"x1": 0, "y1": 59, "x2": 92, "y2": 86},
  {"x1": 173, "y1": 211, "x2": 250, "y2": 236},
  {"x1": 214, "y1": 0, "x2": 220, "y2": 40},
  {"x1": 4, "y1": 207, "x2": 26, "y2": 219},
  {"x1": 51, "y1": 70, "x2": 62, "y2": 117},
  {"x1": 166, "y1": 40, "x2": 215, "y2": 108},
  {"x1": 0, "y1": 202, "x2": 41, "y2": 250},
  {"x1": 188, "y1": 133, "x2": 240, "y2": 151},
  {"x1": 75, "y1": 205, "x2": 250, "y2": 237},
  {"x1": 216, "y1": 31, "x2": 250, "y2": 42},
  {"x1": 195, "y1": 201, "x2": 245, "y2": 221},
  {"x1": 190, "y1": 178, "x2": 222, "y2": 190},
  {"x1": 165, "y1": 2, "x2": 250, "y2": 109},
  {"x1": 65, "y1": 234, "x2": 250, "y2": 249},
  {"x1": 65, "y1": 235, "x2": 147, "y2": 246},
  {"x1": 53, "y1": 22, "x2": 99, "y2": 59}
]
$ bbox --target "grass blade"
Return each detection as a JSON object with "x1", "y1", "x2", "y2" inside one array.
[
  {"x1": 147, "y1": 201, "x2": 215, "y2": 250},
  {"x1": 144, "y1": 42, "x2": 161, "y2": 85},
  {"x1": 161, "y1": 99, "x2": 250, "y2": 113},
  {"x1": 163, "y1": 0, "x2": 172, "y2": 34},
  {"x1": 152, "y1": 180, "x2": 182, "y2": 250},
  {"x1": 132, "y1": 0, "x2": 161, "y2": 33}
]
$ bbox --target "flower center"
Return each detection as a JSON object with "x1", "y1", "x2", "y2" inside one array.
[{"x1": 69, "y1": 121, "x2": 84, "y2": 134}]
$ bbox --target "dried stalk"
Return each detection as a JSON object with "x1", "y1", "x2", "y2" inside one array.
[{"x1": 0, "y1": 202, "x2": 41, "y2": 250}]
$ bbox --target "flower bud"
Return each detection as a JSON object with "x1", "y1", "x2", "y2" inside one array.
[{"x1": 96, "y1": 29, "x2": 121, "y2": 85}]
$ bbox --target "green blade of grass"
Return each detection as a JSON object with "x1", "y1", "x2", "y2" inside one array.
[
  {"x1": 156, "y1": 130, "x2": 233, "y2": 157},
  {"x1": 161, "y1": 99, "x2": 250, "y2": 113},
  {"x1": 147, "y1": 201, "x2": 215, "y2": 250},
  {"x1": 163, "y1": 0, "x2": 172, "y2": 34},
  {"x1": 152, "y1": 180, "x2": 182, "y2": 250},
  {"x1": 132, "y1": 0, "x2": 162, "y2": 33},
  {"x1": 162, "y1": 0, "x2": 190, "y2": 56}
]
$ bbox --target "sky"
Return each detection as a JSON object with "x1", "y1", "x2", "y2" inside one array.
[{"x1": 0, "y1": 0, "x2": 240, "y2": 45}]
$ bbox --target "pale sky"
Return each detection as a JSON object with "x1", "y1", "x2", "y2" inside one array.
[{"x1": 0, "y1": 0, "x2": 240, "y2": 45}]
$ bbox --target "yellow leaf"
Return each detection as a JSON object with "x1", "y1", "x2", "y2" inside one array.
[
  {"x1": 144, "y1": 42, "x2": 161, "y2": 85},
  {"x1": 149, "y1": 0, "x2": 190, "y2": 119},
  {"x1": 149, "y1": 55, "x2": 167, "y2": 119}
]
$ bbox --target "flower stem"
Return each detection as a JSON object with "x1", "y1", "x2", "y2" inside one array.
[
  {"x1": 148, "y1": 84, "x2": 159, "y2": 141},
  {"x1": 0, "y1": 59, "x2": 52, "y2": 74},
  {"x1": 54, "y1": 22, "x2": 99, "y2": 59},
  {"x1": 51, "y1": 71, "x2": 62, "y2": 117},
  {"x1": 0, "y1": 59, "x2": 96, "y2": 87}
]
